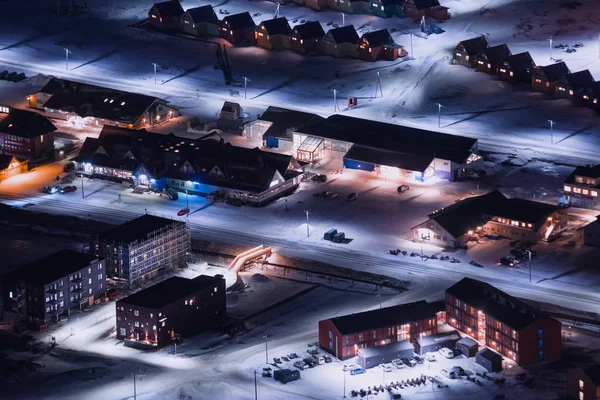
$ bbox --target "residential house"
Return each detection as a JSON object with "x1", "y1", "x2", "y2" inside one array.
[
  {"x1": 0, "y1": 106, "x2": 56, "y2": 160},
  {"x1": 289, "y1": 21, "x2": 324, "y2": 55},
  {"x1": 318, "y1": 300, "x2": 445, "y2": 360},
  {"x1": 555, "y1": 70, "x2": 595, "y2": 102},
  {"x1": 93, "y1": 214, "x2": 190, "y2": 287},
  {"x1": 568, "y1": 365, "x2": 600, "y2": 400},
  {"x1": 0, "y1": 154, "x2": 28, "y2": 182},
  {"x1": 453, "y1": 36, "x2": 489, "y2": 68},
  {"x1": 321, "y1": 25, "x2": 359, "y2": 58},
  {"x1": 329, "y1": 0, "x2": 365, "y2": 14},
  {"x1": 563, "y1": 165, "x2": 600, "y2": 209},
  {"x1": 255, "y1": 17, "x2": 292, "y2": 50},
  {"x1": 532, "y1": 62, "x2": 571, "y2": 95},
  {"x1": 411, "y1": 190, "x2": 563, "y2": 248},
  {"x1": 304, "y1": 0, "x2": 329, "y2": 11},
  {"x1": 497, "y1": 52, "x2": 536, "y2": 84},
  {"x1": 2, "y1": 250, "x2": 105, "y2": 325},
  {"x1": 578, "y1": 81, "x2": 600, "y2": 112},
  {"x1": 446, "y1": 278, "x2": 562, "y2": 365},
  {"x1": 369, "y1": 0, "x2": 405, "y2": 18},
  {"x1": 219, "y1": 12, "x2": 256, "y2": 45},
  {"x1": 473, "y1": 44, "x2": 511, "y2": 74},
  {"x1": 583, "y1": 217, "x2": 600, "y2": 248},
  {"x1": 294, "y1": 114, "x2": 481, "y2": 181},
  {"x1": 357, "y1": 29, "x2": 407, "y2": 62},
  {"x1": 148, "y1": 0, "x2": 184, "y2": 31},
  {"x1": 29, "y1": 78, "x2": 178, "y2": 129},
  {"x1": 403, "y1": 0, "x2": 450, "y2": 22},
  {"x1": 116, "y1": 275, "x2": 226, "y2": 348},
  {"x1": 180, "y1": 5, "x2": 219, "y2": 37}
]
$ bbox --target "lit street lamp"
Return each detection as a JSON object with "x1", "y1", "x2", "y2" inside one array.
[
  {"x1": 525, "y1": 249, "x2": 532, "y2": 283},
  {"x1": 304, "y1": 210, "x2": 310, "y2": 238},
  {"x1": 64, "y1": 48, "x2": 70, "y2": 71},
  {"x1": 263, "y1": 334, "x2": 269, "y2": 364},
  {"x1": 548, "y1": 119, "x2": 555, "y2": 144},
  {"x1": 548, "y1": 37, "x2": 553, "y2": 61},
  {"x1": 152, "y1": 62, "x2": 158, "y2": 85},
  {"x1": 436, "y1": 103, "x2": 443, "y2": 128}
]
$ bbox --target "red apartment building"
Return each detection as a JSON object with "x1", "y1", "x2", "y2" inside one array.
[
  {"x1": 0, "y1": 106, "x2": 56, "y2": 161},
  {"x1": 318, "y1": 300, "x2": 445, "y2": 360},
  {"x1": 446, "y1": 278, "x2": 561, "y2": 365},
  {"x1": 568, "y1": 365, "x2": 600, "y2": 400}
]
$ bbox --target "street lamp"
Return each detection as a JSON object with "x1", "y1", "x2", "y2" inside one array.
[
  {"x1": 377, "y1": 293, "x2": 382, "y2": 309},
  {"x1": 152, "y1": 62, "x2": 158, "y2": 85},
  {"x1": 304, "y1": 210, "x2": 310, "y2": 238},
  {"x1": 254, "y1": 369, "x2": 258, "y2": 400},
  {"x1": 243, "y1": 76, "x2": 249, "y2": 99},
  {"x1": 263, "y1": 334, "x2": 269, "y2": 364},
  {"x1": 64, "y1": 48, "x2": 70, "y2": 71},
  {"x1": 548, "y1": 119, "x2": 555, "y2": 144},
  {"x1": 410, "y1": 33, "x2": 414, "y2": 59},
  {"x1": 133, "y1": 372, "x2": 137, "y2": 400},
  {"x1": 548, "y1": 37, "x2": 553, "y2": 61},
  {"x1": 436, "y1": 103, "x2": 443, "y2": 128},
  {"x1": 343, "y1": 369, "x2": 347, "y2": 398},
  {"x1": 525, "y1": 249, "x2": 532, "y2": 283}
]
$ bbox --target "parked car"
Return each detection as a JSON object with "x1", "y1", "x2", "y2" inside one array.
[
  {"x1": 289, "y1": 353, "x2": 299, "y2": 359},
  {"x1": 311, "y1": 174, "x2": 327, "y2": 183},
  {"x1": 423, "y1": 352, "x2": 436, "y2": 362},
  {"x1": 273, "y1": 357, "x2": 282, "y2": 364},
  {"x1": 42, "y1": 185, "x2": 60, "y2": 194},
  {"x1": 177, "y1": 208, "x2": 190, "y2": 216},
  {"x1": 307, "y1": 348, "x2": 319, "y2": 355},
  {"x1": 343, "y1": 364, "x2": 358, "y2": 371},
  {"x1": 411, "y1": 354, "x2": 424, "y2": 364},
  {"x1": 0, "y1": 71, "x2": 9, "y2": 80},
  {"x1": 312, "y1": 356, "x2": 325, "y2": 365},
  {"x1": 397, "y1": 185, "x2": 410, "y2": 193},
  {"x1": 391, "y1": 359, "x2": 405, "y2": 369},
  {"x1": 510, "y1": 248, "x2": 535, "y2": 260},
  {"x1": 324, "y1": 191, "x2": 338, "y2": 199},
  {"x1": 303, "y1": 358, "x2": 316, "y2": 368},
  {"x1": 346, "y1": 192, "x2": 358, "y2": 202},
  {"x1": 402, "y1": 357, "x2": 417, "y2": 367},
  {"x1": 379, "y1": 363, "x2": 393, "y2": 372},
  {"x1": 439, "y1": 347, "x2": 454, "y2": 359},
  {"x1": 441, "y1": 369, "x2": 456, "y2": 379},
  {"x1": 281, "y1": 356, "x2": 289, "y2": 362},
  {"x1": 349, "y1": 367, "x2": 366, "y2": 376},
  {"x1": 451, "y1": 366, "x2": 466, "y2": 376},
  {"x1": 497, "y1": 257, "x2": 517, "y2": 268},
  {"x1": 293, "y1": 361, "x2": 307, "y2": 370},
  {"x1": 60, "y1": 185, "x2": 77, "y2": 194},
  {"x1": 323, "y1": 356, "x2": 332, "y2": 363}
]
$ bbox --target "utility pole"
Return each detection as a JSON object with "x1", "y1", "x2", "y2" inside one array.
[
  {"x1": 548, "y1": 37, "x2": 553, "y2": 61},
  {"x1": 274, "y1": 3, "x2": 279, "y2": 19},
  {"x1": 263, "y1": 334, "x2": 269, "y2": 364},
  {"x1": 152, "y1": 62, "x2": 158, "y2": 85},
  {"x1": 174, "y1": 342, "x2": 177, "y2": 355},
  {"x1": 304, "y1": 210, "x2": 310, "y2": 237},
  {"x1": 243, "y1": 76, "x2": 249, "y2": 99},
  {"x1": 333, "y1": 89, "x2": 340, "y2": 112},
  {"x1": 598, "y1": 33, "x2": 600, "y2": 59},
  {"x1": 548, "y1": 119, "x2": 555, "y2": 144},
  {"x1": 343, "y1": 370, "x2": 347, "y2": 398},
  {"x1": 133, "y1": 372, "x2": 137, "y2": 400},
  {"x1": 410, "y1": 33, "x2": 414, "y2": 59},
  {"x1": 254, "y1": 370, "x2": 258, "y2": 400},
  {"x1": 375, "y1": 72, "x2": 383, "y2": 98},
  {"x1": 436, "y1": 103, "x2": 443, "y2": 128},
  {"x1": 186, "y1": 189, "x2": 189, "y2": 210},
  {"x1": 81, "y1": 172, "x2": 84, "y2": 199},
  {"x1": 377, "y1": 293, "x2": 382, "y2": 309},
  {"x1": 64, "y1": 48, "x2": 70, "y2": 71},
  {"x1": 526, "y1": 249, "x2": 532, "y2": 283},
  {"x1": 342, "y1": 13, "x2": 345, "y2": 27}
]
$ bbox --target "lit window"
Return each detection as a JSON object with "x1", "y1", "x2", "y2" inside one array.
[
  {"x1": 121, "y1": 101, "x2": 126, "y2": 106},
  {"x1": 134, "y1": 310, "x2": 139, "y2": 316},
  {"x1": 564, "y1": 185, "x2": 571, "y2": 192},
  {"x1": 150, "y1": 313, "x2": 153, "y2": 318},
  {"x1": 151, "y1": 14, "x2": 156, "y2": 19},
  {"x1": 580, "y1": 379, "x2": 584, "y2": 390},
  {"x1": 535, "y1": 79, "x2": 542, "y2": 83},
  {"x1": 592, "y1": 191, "x2": 598, "y2": 197},
  {"x1": 583, "y1": 189, "x2": 589, "y2": 195},
  {"x1": 594, "y1": 99, "x2": 598, "y2": 104},
  {"x1": 162, "y1": 321, "x2": 166, "y2": 327},
  {"x1": 569, "y1": 90, "x2": 573, "y2": 95},
  {"x1": 573, "y1": 187, "x2": 582, "y2": 194},
  {"x1": 527, "y1": 223, "x2": 532, "y2": 228},
  {"x1": 153, "y1": 325, "x2": 157, "y2": 330},
  {"x1": 456, "y1": 53, "x2": 462, "y2": 57},
  {"x1": 546, "y1": 82, "x2": 550, "y2": 87},
  {"x1": 499, "y1": 68, "x2": 506, "y2": 73},
  {"x1": 558, "y1": 87, "x2": 565, "y2": 91},
  {"x1": 509, "y1": 71, "x2": 514, "y2": 76},
  {"x1": 583, "y1": 95, "x2": 589, "y2": 99},
  {"x1": 465, "y1": 55, "x2": 469, "y2": 60},
  {"x1": 477, "y1": 61, "x2": 483, "y2": 65},
  {"x1": 185, "y1": 300, "x2": 188, "y2": 305},
  {"x1": 104, "y1": 98, "x2": 108, "y2": 102},
  {"x1": 487, "y1": 63, "x2": 491, "y2": 68},
  {"x1": 135, "y1": 321, "x2": 139, "y2": 327},
  {"x1": 214, "y1": 287, "x2": 218, "y2": 292}
]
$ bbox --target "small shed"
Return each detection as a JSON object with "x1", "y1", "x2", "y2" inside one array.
[
  {"x1": 476, "y1": 348, "x2": 503, "y2": 372},
  {"x1": 413, "y1": 330, "x2": 461, "y2": 355},
  {"x1": 324, "y1": 228, "x2": 338, "y2": 241},
  {"x1": 456, "y1": 337, "x2": 478, "y2": 357},
  {"x1": 274, "y1": 368, "x2": 300, "y2": 383},
  {"x1": 357, "y1": 340, "x2": 414, "y2": 369}
]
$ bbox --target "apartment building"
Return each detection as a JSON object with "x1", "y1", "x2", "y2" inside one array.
[
  {"x1": 445, "y1": 278, "x2": 561, "y2": 365},
  {"x1": 318, "y1": 300, "x2": 445, "y2": 360},
  {"x1": 563, "y1": 165, "x2": 600, "y2": 209},
  {"x1": 2, "y1": 250, "x2": 105, "y2": 324},
  {"x1": 93, "y1": 215, "x2": 190, "y2": 287}
]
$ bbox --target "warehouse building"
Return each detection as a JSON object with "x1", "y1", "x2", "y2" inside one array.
[
  {"x1": 116, "y1": 275, "x2": 226, "y2": 348},
  {"x1": 93, "y1": 215, "x2": 190, "y2": 287},
  {"x1": 413, "y1": 330, "x2": 461, "y2": 355},
  {"x1": 357, "y1": 340, "x2": 413, "y2": 369},
  {"x1": 446, "y1": 278, "x2": 561, "y2": 365},
  {"x1": 318, "y1": 300, "x2": 445, "y2": 360},
  {"x1": 294, "y1": 114, "x2": 481, "y2": 182}
]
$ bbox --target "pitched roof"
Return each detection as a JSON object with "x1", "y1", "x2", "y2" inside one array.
[
  {"x1": 118, "y1": 275, "x2": 223, "y2": 309},
  {"x1": 536, "y1": 62, "x2": 570, "y2": 81},
  {"x1": 561, "y1": 70, "x2": 595, "y2": 90},
  {"x1": 446, "y1": 278, "x2": 554, "y2": 330},
  {"x1": 328, "y1": 25, "x2": 359, "y2": 44},
  {"x1": 0, "y1": 154, "x2": 16, "y2": 170},
  {"x1": 151, "y1": 0, "x2": 184, "y2": 17},
  {"x1": 260, "y1": 106, "x2": 324, "y2": 140},
  {"x1": 358, "y1": 340, "x2": 414, "y2": 358},
  {"x1": 414, "y1": 330, "x2": 461, "y2": 347},
  {"x1": 326, "y1": 300, "x2": 444, "y2": 335},
  {"x1": 477, "y1": 44, "x2": 511, "y2": 66},
  {"x1": 99, "y1": 214, "x2": 185, "y2": 244},
  {"x1": 344, "y1": 145, "x2": 434, "y2": 172},
  {"x1": 501, "y1": 51, "x2": 535, "y2": 72},
  {"x1": 0, "y1": 107, "x2": 57, "y2": 138},
  {"x1": 381, "y1": 0, "x2": 404, "y2": 5},
  {"x1": 7, "y1": 250, "x2": 99, "y2": 285},
  {"x1": 297, "y1": 115, "x2": 477, "y2": 164},
  {"x1": 583, "y1": 81, "x2": 600, "y2": 98},
  {"x1": 564, "y1": 164, "x2": 600, "y2": 186},
  {"x1": 411, "y1": 0, "x2": 443, "y2": 9},
  {"x1": 40, "y1": 78, "x2": 163, "y2": 125},
  {"x1": 259, "y1": 17, "x2": 291, "y2": 35},
  {"x1": 361, "y1": 29, "x2": 395, "y2": 48},
  {"x1": 291, "y1": 21, "x2": 324, "y2": 39},
  {"x1": 581, "y1": 365, "x2": 600, "y2": 386},
  {"x1": 457, "y1": 36, "x2": 489, "y2": 55},
  {"x1": 222, "y1": 12, "x2": 255, "y2": 30},
  {"x1": 184, "y1": 5, "x2": 218, "y2": 23}
]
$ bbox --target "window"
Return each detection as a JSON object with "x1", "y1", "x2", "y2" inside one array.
[
  {"x1": 59, "y1": 301, "x2": 64, "y2": 307},
  {"x1": 98, "y1": 273, "x2": 103, "y2": 280},
  {"x1": 535, "y1": 79, "x2": 542, "y2": 83},
  {"x1": 546, "y1": 82, "x2": 550, "y2": 87},
  {"x1": 455, "y1": 53, "x2": 461, "y2": 57},
  {"x1": 509, "y1": 71, "x2": 514, "y2": 77},
  {"x1": 120, "y1": 328, "x2": 126, "y2": 336},
  {"x1": 583, "y1": 95, "x2": 589, "y2": 99},
  {"x1": 89, "y1": 288, "x2": 92, "y2": 295},
  {"x1": 214, "y1": 287, "x2": 218, "y2": 293},
  {"x1": 59, "y1": 290, "x2": 63, "y2": 298},
  {"x1": 499, "y1": 68, "x2": 506, "y2": 73},
  {"x1": 558, "y1": 87, "x2": 565, "y2": 91},
  {"x1": 88, "y1": 267, "x2": 92, "y2": 274},
  {"x1": 89, "y1": 278, "x2": 92, "y2": 284},
  {"x1": 569, "y1": 90, "x2": 574, "y2": 95},
  {"x1": 564, "y1": 185, "x2": 572, "y2": 192},
  {"x1": 583, "y1": 189, "x2": 589, "y2": 195},
  {"x1": 574, "y1": 187, "x2": 582, "y2": 194},
  {"x1": 477, "y1": 61, "x2": 483, "y2": 65},
  {"x1": 135, "y1": 321, "x2": 139, "y2": 327},
  {"x1": 153, "y1": 325, "x2": 157, "y2": 331},
  {"x1": 580, "y1": 393, "x2": 584, "y2": 400},
  {"x1": 185, "y1": 300, "x2": 188, "y2": 305},
  {"x1": 465, "y1": 56, "x2": 469, "y2": 60},
  {"x1": 592, "y1": 191, "x2": 598, "y2": 197},
  {"x1": 579, "y1": 379, "x2": 584, "y2": 390},
  {"x1": 162, "y1": 321, "x2": 166, "y2": 327},
  {"x1": 328, "y1": 331, "x2": 333, "y2": 339}
]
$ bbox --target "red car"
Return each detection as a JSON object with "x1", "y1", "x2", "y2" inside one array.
[
  {"x1": 177, "y1": 208, "x2": 190, "y2": 216},
  {"x1": 60, "y1": 186, "x2": 77, "y2": 194}
]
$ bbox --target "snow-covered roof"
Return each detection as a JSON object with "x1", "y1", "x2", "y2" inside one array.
[
  {"x1": 358, "y1": 340, "x2": 414, "y2": 358},
  {"x1": 291, "y1": 21, "x2": 324, "y2": 39},
  {"x1": 360, "y1": 29, "x2": 395, "y2": 48},
  {"x1": 100, "y1": 214, "x2": 185, "y2": 244},
  {"x1": 475, "y1": 44, "x2": 511, "y2": 66},
  {"x1": 456, "y1": 36, "x2": 488, "y2": 55},
  {"x1": 560, "y1": 70, "x2": 595, "y2": 90},
  {"x1": 535, "y1": 62, "x2": 570, "y2": 82},
  {"x1": 501, "y1": 52, "x2": 536, "y2": 73},
  {"x1": 344, "y1": 145, "x2": 433, "y2": 172},
  {"x1": 260, "y1": 106, "x2": 324, "y2": 140},
  {"x1": 259, "y1": 17, "x2": 291, "y2": 36},
  {"x1": 221, "y1": 12, "x2": 255, "y2": 30},
  {"x1": 414, "y1": 330, "x2": 460, "y2": 346},
  {"x1": 6, "y1": 250, "x2": 99, "y2": 285}
]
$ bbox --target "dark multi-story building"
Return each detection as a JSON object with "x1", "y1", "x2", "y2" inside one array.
[
  {"x1": 0, "y1": 106, "x2": 56, "y2": 161},
  {"x1": 93, "y1": 215, "x2": 190, "y2": 287},
  {"x1": 446, "y1": 278, "x2": 561, "y2": 365},
  {"x1": 116, "y1": 275, "x2": 226, "y2": 348},
  {"x1": 318, "y1": 300, "x2": 445, "y2": 360},
  {"x1": 563, "y1": 165, "x2": 600, "y2": 209},
  {"x1": 2, "y1": 250, "x2": 105, "y2": 324},
  {"x1": 568, "y1": 365, "x2": 600, "y2": 400}
]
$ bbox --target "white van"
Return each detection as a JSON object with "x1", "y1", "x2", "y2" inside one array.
[{"x1": 439, "y1": 347, "x2": 454, "y2": 359}]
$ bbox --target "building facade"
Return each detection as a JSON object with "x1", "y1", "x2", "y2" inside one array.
[
  {"x1": 568, "y1": 365, "x2": 600, "y2": 400},
  {"x1": 318, "y1": 300, "x2": 445, "y2": 360},
  {"x1": 3, "y1": 250, "x2": 105, "y2": 325},
  {"x1": 453, "y1": 36, "x2": 488, "y2": 68},
  {"x1": 148, "y1": 0, "x2": 184, "y2": 31},
  {"x1": 531, "y1": 62, "x2": 571, "y2": 95},
  {"x1": 446, "y1": 278, "x2": 561, "y2": 365},
  {"x1": 563, "y1": 165, "x2": 600, "y2": 209},
  {"x1": 94, "y1": 215, "x2": 190, "y2": 287},
  {"x1": 255, "y1": 17, "x2": 291, "y2": 50},
  {"x1": 497, "y1": 52, "x2": 536, "y2": 84},
  {"x1": 219, "y1": 12, "x2": 256, "y2": 45},
  {"x1": 0, "y1": 106, "x2": 56, "y2": 161},
  {"x1": 116, "y1": 275, "x2": 226, "y2": 348},
  {"x1": 0, "y1": 154, "x2": 28, "y2": 182}
]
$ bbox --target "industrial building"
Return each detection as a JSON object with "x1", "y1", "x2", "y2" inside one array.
[
  {"x1": 357, "y1": 340, "x2": 414, "y2": 369},
  {"x1": 116, "y1": 275, "x2": 226, "y2": 348},
  {"x1": 28, "y1": 78, "x2": 179, "y2": 129},
  {"x1": 411, "y1": 190, "x2": 563, "y2": 248},
  {"x1": 318, "y1": 300, "x2": 445, "y2": 360},
  {"x1": 446, "y1": 278, "x2": 561, "y2": 365},
  {"x1": 293, "y1": 114, "x2": 481, "y2": 182},
  {"x1": 2, "y1": 250, "x2": 105, "y2": 325},
  {"x1": 93, "y1": 215, "x2": 190, "y2": 287}
]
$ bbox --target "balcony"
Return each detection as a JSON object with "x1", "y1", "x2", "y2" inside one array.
[{"x1": 46, "y1": 287, "x2": 60, "y2": 294}]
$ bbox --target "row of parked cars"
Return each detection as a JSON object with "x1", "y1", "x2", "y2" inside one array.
[
  {"x1": 0, "y1": 70, "x2": 26, "y2": 82},
  {"x1": 497, "y1": 248, "x2": 536, "y2": 268},
  {"x1": 42, "y1": 185, "x2": 77, "y2": 194},
  {"x1": 273, "y1": 348, "x2": 333, "y2": 371}
]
